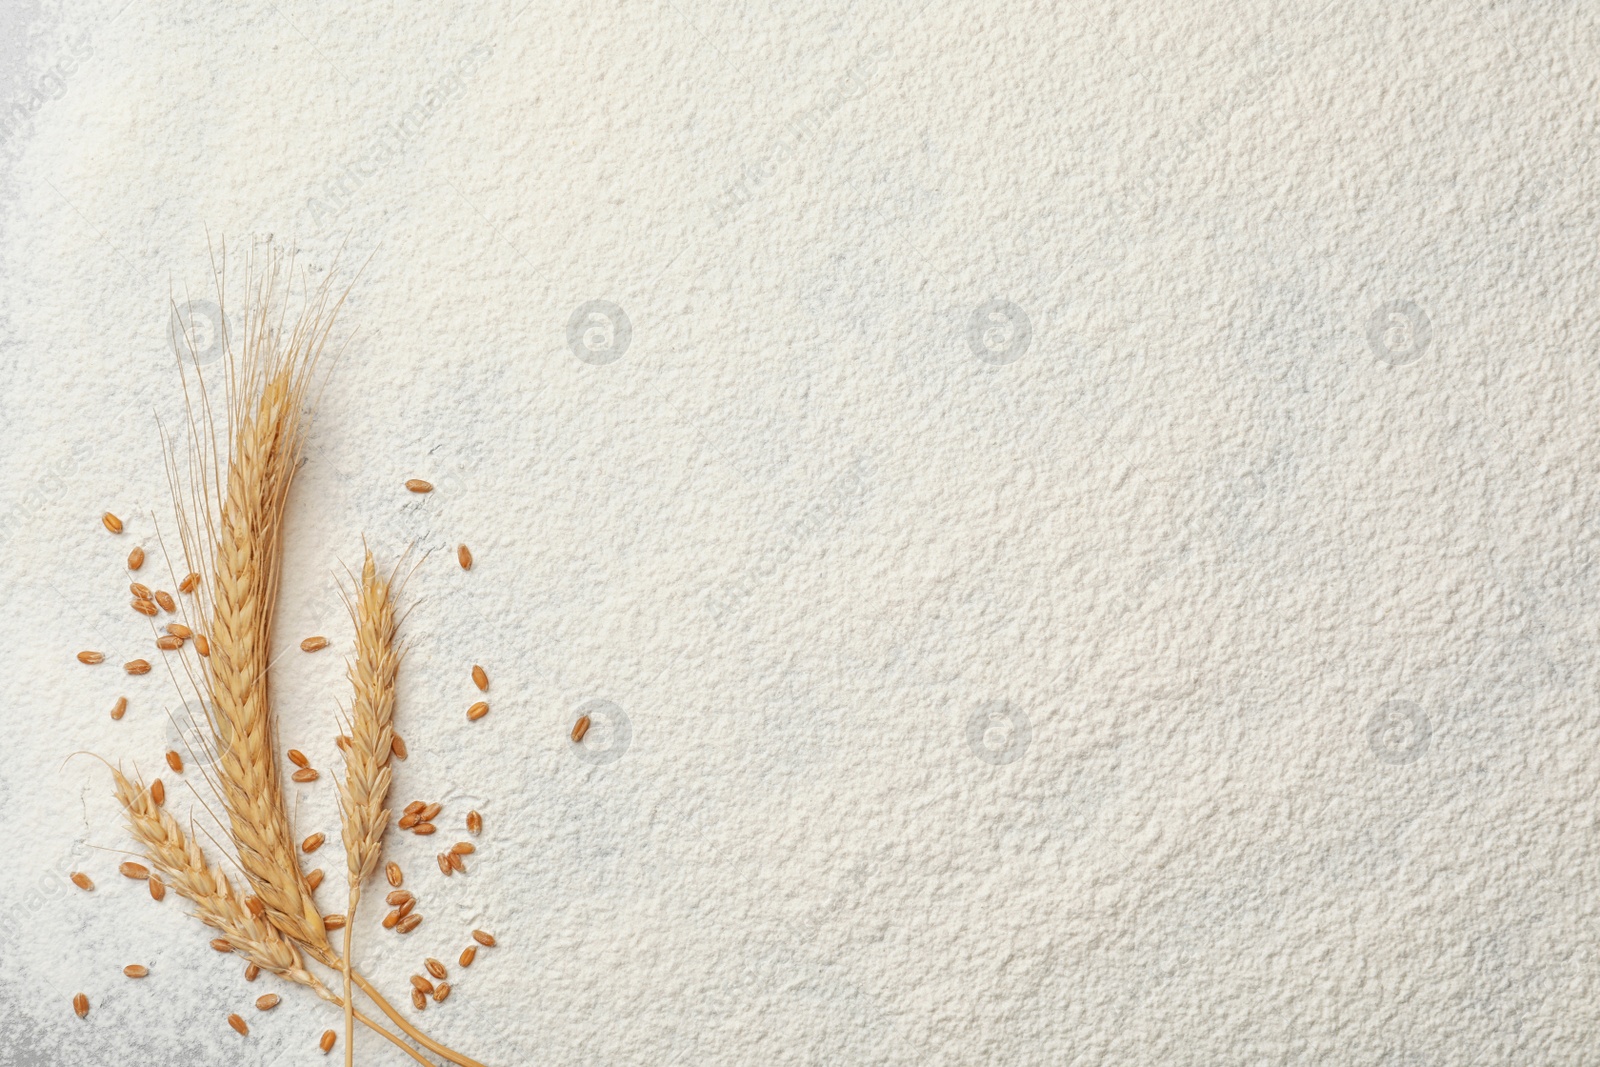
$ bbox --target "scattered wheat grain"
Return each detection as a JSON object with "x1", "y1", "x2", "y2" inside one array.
[
  {"x1": 457, "y1": 544, "x2": 472, "y2": 570},
  {"x1": 467, "y1": 701, "x2": 488, "y2": 722},
  {"x1": 291, "y1": 768, "x2": 320, "y2": 783},
  {"x1": 471, "y1": 665, "x2": 488, "y2": 691},
  {"x1": 433, "y1": 983, "x2": 450, "y2": 1003},
  {"x1": 385, "y1": 862, "x2": 402, "y2": 887},
  {"x1": 124, "y1": 965, "x2": 148, "y2": 978},
  {"x1": 71, "y1": 872, "x2": 93, "y2": 891},
  {"x1": 386, "y1": 890, "x2": 412, "y2": 907},
  {"x1": 320, "y1": 1029, "x2": 336, "y2": 1053},
  {"x1": 300, "y1": 635, "x2": 328, "y2": 652},
  {"x1": 472, "y1": 930, "x2": 495, "y2": 947},
  {"x1": 245, "y1": 962, "x2": 259, "y2": 981},
  {"x1": 165, "y1": 750, "x2": 183, "y2": 772},
  {"x1": 228, "y1": 1012, "x2": 248, "y2": 1035},
  {"x1": 405, "y1": 479, "x2": 432, "y2": 494},
  {"x1": 192, "y1": 633, "x2": 208, "y2": 656},
  {"x1": 132, "y1": 598, "x2": 158, "y2": 616},
  {"x1": 458, "y1": 947, "x2": 475, "y2": 967},
  {"x1": 572, "y1": 715, "x2": 591, "y2": 742},
  {"x1": 306, "y1": 868, "x2": 324, "y2": 891},
  {"x1": 73, "y1": 993, "x2": 89, "y2": 1018},
  {"x1": 287, "y1": 749, "x2": 309, "y2": 768},
  {"x1": 149, "y1": 873, "x2": 165, "y2": 901},
  {"x1": 425, "y1": 959, "x2": 446, "y2": 980},
  {"x1": 102, "y1": 512, "x2": 122, "y2": 534},
  {"x1": 382, "y1": 909, "x2": 401, "y2": 929},
  {"x1": 154, "y1": 590, "x2": 175, "y2": 612},
  {"x1": 156, "y1": 634, "x2": 183, "y2": 650},
  {"x1": 413, "y1": 823, "x2": 436, "y2": 836},
  {"x1": 166, "y1": 623, "x2": 192, "y2": 639},
  {"x1": 450, "y1": 842, "x2": 474, "y2": 855},
  {"x1": 466, "y1": 811, "x2": 481, "y2": 835},
  {"x1": 110, "y1": 696, "x2": 127, "y2": 720},
  {"x1": 437, "y1": 854, "x2": 452, "y2": 876},
  {"x1": 410, "y1": 975, "x2": 434, "y2": 995},
  {"x1": 179, "y1": 572, "x2": 199, "y2": 594},
  {"x1": 322, "y1": 914, "x2": 345, "y2": 930},
  {"x1": 398, "y1": 914, "x2": 421, "y2": 933},
  {"x1": 391, "y1": 735, "x2": 407, "y2": 760},
  {"x1": 124, "y1": 659, "x2": 151, "y2": 675},
  {"x1": 411, "y1": 989, "x2": 427, "y2": 1010},
  {"x1": 301, "y1": 832, "x2": 325, "y2": 853},
  {"x1": 127, "y1": 546, "x2": 144, "y2": 570},
  {"x1": 77, "y1": 651, "x2": 104, "y2": 665}
]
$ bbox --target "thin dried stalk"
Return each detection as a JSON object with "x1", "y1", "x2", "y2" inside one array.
[
  {"x1": 338, "y1": 550, "x2": 401, "y2": 1067},
  {"x1": 110, "y1": 767, "x2": 435, "y2": 1066}
]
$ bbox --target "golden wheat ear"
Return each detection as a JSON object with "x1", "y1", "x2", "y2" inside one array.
[{"x1": 337, "y1": 548, "x2": 402, "y2": 1066}]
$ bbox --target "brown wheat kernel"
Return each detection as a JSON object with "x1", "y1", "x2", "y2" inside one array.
[
  {"x1": 210, "y1": 938, "x2": 232, "y2": 952},
  {"x1": 255, "y1": 993, "x2": 280, "y2": 1011},
  {"x1": 420, "y1": 803, "x2": 441, "y2": 821},
  {"x1": 472, "y1": 929, "x2": 495, "y2": 947},
  {"x1": 73, "y1": 993, "x2": 89, "y2": 1018},
  {"x1": 130, "y1": 582, "x2": 152, "y2": 599},
  {"x1": 149, "y1": 874, "x2": 165, "y2": 901},
  {"x1": 193, "y1": 634, "x2": 209, "y2": 656},
  {"x1": 301, "y1": 832, "x2": 325, "y2": 853},
  {"x1": 385, "y1": 862, "x2": 403, "y2": 887},
  {"x1": 320, "y1": 1029, "x2": 337, "y2": 1053},
  {"x1": 386, "y1": 890, "x2": 413, "y2": 907},
  {"x1": 322, "y1": 913, "x2": 346, "y2": 930},
  {"x1": 300, "y1": 635, "x2": 328, "y2": 653},
  {"x1": 149, "y1": 779, "x2": 165, "y2": 805},
  {"x1": 306, "y1": 868, "x2": 325, "y2": 891},
  {"x1": 425, "y1": 958, "x2": 447, "y2": 980},
  {"x1": 382, "y1": 909, "x2": 401, "y2": 929},
  {"x1": 124, "y1": 659, "x2": 151, "y2": 675},
  {"x1": 451, "y1": 842, "x2": 475, "y2": 855},
  {"x1": 245, "y1": 896, "x2": 265, "y2": 918},
  {"x1": 396, "y1": 898, "x2": 415, "y2": 920},
  {"x1": 413, "y1": 822, "x2": 436, "y2": 836},
  {"x1": 287, "y1": 749, "x2": 309, "y2": 768},
  {"x1": 77, "y1": 651, "x2": 104, "y2": 665},
  {"x1": 466, "y1": 810, "x2": 482, "y2": 835},
  {"x1": 123, "y1": 964, "x2": 148, "y2": 978},
  {"x1": 110, "y1": 696, "x2": 127, "y2": 720},
  {"x1": 404, "y1": 800, "x2": 425, "y2": 816},
  {"x1": 228, "y1": 1012, "x2": 249, "y2": 1036},
  {"x1": 165, "y1": 750, "x2": 183, "y2": 772},
  {"x1": 467, "y1": 701, "x2": 489, "y2": 722},
  {"x1": 119, "y1": 860, "x2": 148, "y2": 880},
  {"x1": 572, "y1": 715, "x2": 591, "y2": 742},
  {"x1": 410, "y1": 975, "x2": 435, "y2": 995},
  {"x1": 459, "y1": 946, "x2": 476, "y2": 968},
  {"x1": 472, "y1": 665, "x2": 489, "y2": 691},
  {"x1": 155, "y1": 634, "x2": 183, "y2": 651},
  {"x1": 457, "y1": 544, "x2": 472, "y2": 570},
  {"x1": 71, "y1": 872, "x2": 93, "y2": 891},
  {"x1": 398, "y1": 913, "x2": 422, "y2": 934},
  {"x1": 245, "y1": 962, "x2": 259, "y2": 981},
  {"x1": 411, "y1": 988, "x2": 427, "y2": 1010},
  {"x1": 391, "y1": 734, "x2": 407, "y2": 760},
  {"x1": 132, "y1": 598, "x2": 158, "y2": 616},
  {"x1": 166, "y1": 623, "x2": 192, "y2": 639},
  {"x1": 437, "y1": 853, "x2": 452, "y2": 876},
  {"x1": 179, "y1": 571, "x2": 200, "y2": 594},
  {"x1": 397, "y1": 812, "x2": 419, "y2": 830},
  {"x1": 102, "y1": 512, "x2": 122, "y2": 534},
  {"x1": 406, "y1": 479, "x2": 433, "y2": 493},
  {"x1": 154, "y1": 590, "x2": 175, "y2": 612},
  {"x1": 127, "y1": 546, "x2": 145, "y2": 570},
  {"x1": 291, "y1": 768, "x2": 319, "y2": 783},
  {"x1": 447, "y1": 852, "x2": 466, "y2": 873},
  {"x1": 433, "y1": 982, "x2": 451, "y2": 1003}
]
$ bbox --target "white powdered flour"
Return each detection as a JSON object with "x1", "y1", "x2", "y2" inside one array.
[{"x1": 1, "y1": 1, "x2": 1598, "y2": 1063}]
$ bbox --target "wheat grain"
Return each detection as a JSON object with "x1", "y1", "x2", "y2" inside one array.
[
  {"x1": 73, "y1": 993, "x2": 89, "y2": 1018},
  {"x1": 397, "y1": 914, "x2": 421, "y2": 933},
  {"x1": 411, "y1": 989, "x2": 427, "y2": 1011},
  {"x1": 128, "y1": 546, "x2": 145, "y2": 570},
  {"x1": 390, "y1": 734, "x2": 407, "y2": 760},
  {"x1": 306, "y1": 868, "x2": 325, "y2": 891},
  {"x1": 471, "y1": 930, "x2": 495, "y2": 947},
  {"x1": 133, "y1": 598, "x2": 158, "y2": 616},
  {"x1": 131, "y1": 582, "x2": 152, "y2": 599},
  {"x1": 150, "y1": 873, "x2": 166, "y2": 901},
  {"x1": 410, "y1": 975, "x2": 434, "y2": 995},
  {"x1": 125, "y1": 659, "x2": 151, "y2": 675},
  {"x1": 193, "y1": 634, "x2": 209, "y2": 656},
  {"x1": 166, "y1": 750, "x2": 184, "y2": 772},
  {"x1": 292, "y1": 768, "x2": 320, "y2": 783},
  {"x1": 433, "y1": 983, "x2": 451, "y2": 1003},
  {"x1": 301, "y1": 833, "x2": 325, "y2": 854},
  {"x1": 405, "y1": 479, "x2": 432, "y2": 493},
  {"x1": 155, "y1": 590, "x2": 176, "y2": 612},
  {"x1": 124, "y1": 965, "x2": 149, "y2": 978},
  {"x1": 111, "y1": 697, "x2": 127, "y2": 720},
  {"x1": 167, "y1": 623, "x2": 193, "y2": 639},
  {"x1": 386, "y1": 891, "x2": 412, "y2": 907},
  {"x1": 150, "y1": 779, "x2": 165, "y2": 805},
  {"x1": 229, "y1": 1013, "x2": 249, "y2": 1036},
  {"x1": 437, "y1": 853, "x2": 452, "y2": 876},
  {"x1": 71, "y1": 872, "x2": 93, "y2": 890},
  {"x1": 466, "y1": 811, "x2": 481, "y2": 835},
  {"x1": 458, "y1": 946, "x2": 475, "y2": 968},
  {"x1": 457, "y1": 544, "x2": 472, "y2": 570},
  {"x1": 288, "y1": 749, "x2": 309, "y2": 768},
  {"x1": 450, "y1": 843, "x2": 474, "y2": 855},
  {"x1": 103, "y1": 512, "x2": 123, "y2": 534},
  {"x1": 412, "y1": 823, "x2": 436, "y2": 836},
  {"x1": 121, "y1": 861, "x2": 149, "y2": 880},
  {"x1": 571, "y1": 715, "x2": 591, "y2": 742},
  {"x1": 245, "y1": 962, "x2": 260, "y2": 981},
  {"x1": 471, "y1": 665, "x2": 488, "y2": 691},
  {"x1": 385, "y1": 862, "x2": 402, "y2": 888},
  {"x1": 301, "y1": 636, "x2": 329, "y2": 652},
  {"x1": 179, "y1": 571, "x2": 200, "y2": 594},
  {"x1": 256, "y1": 993, "x2": 281, "y2": 1010},
  {"x1": 466, "y1": 701, "x2": 488, "y2": 722},
  {"x1": 321, "y1": 1030, "x2": 337, "y2": 1053},
  {"x1": 156, "y1": 634, "x2": 183, "y2": 651},
  {"x1": 78, "y1": 651, "x2": 104, "y2": 664},
  {"x1": 425, "y1": 959, "x2": 446, "y2": 980}
]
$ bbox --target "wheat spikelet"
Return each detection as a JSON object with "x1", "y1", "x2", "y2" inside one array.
[{"x1": 337, "y1": 549, "x2": 401, "y2": 1066}]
